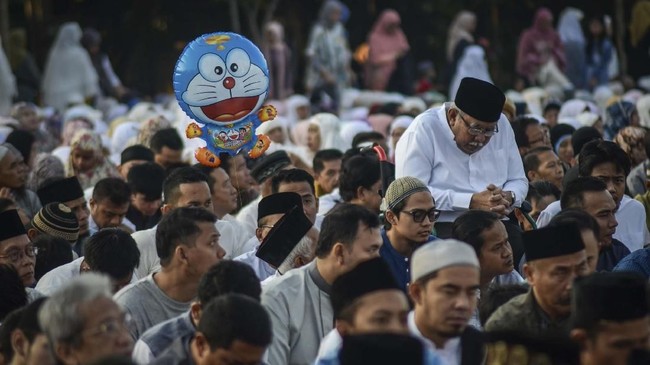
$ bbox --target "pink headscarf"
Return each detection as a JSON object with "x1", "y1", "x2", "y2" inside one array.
[
  {"x1": 365, "y1": 10, "x2": 410, "y2": 91},
  {"x1": 516, "y1": 8, "x2": 566, "y2": 80}
]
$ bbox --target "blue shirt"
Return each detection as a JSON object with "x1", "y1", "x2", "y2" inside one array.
[
  {"x1": 613, "y1": 247, "x2": 650, "y2": 279},
  {"x1": 597, "y1": 239, "x2": 631, "y2": 272},
  {"x1": 380, "y1": 229, "x2": 436, "y2": 292},
  {"x1": 135, "y1": 311, "x2": 195, "y2": 362}
]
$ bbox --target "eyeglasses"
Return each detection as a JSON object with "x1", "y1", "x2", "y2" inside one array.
[
  {"x1": 401, "y1": 208, "x2": 440, "y2": 223},
  {"x1": 458, "y1": 113, "x2": 498, "y2": 137},
  {"x1": 0, "y1": 244, "x2": 38, "y2": 263},
  {"x1": 84, "y1": 313, "x2": 132, "y2": 340}
]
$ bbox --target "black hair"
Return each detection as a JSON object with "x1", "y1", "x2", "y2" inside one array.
[
  {"x1": 579, "y1": 140, "x2": 632, "y2": 177},
  {"x1": 162, "y1": 166, "x2": 209, "y2": 205},
  {"x1": 5, "y1": 130, "x2": 35, "y2": 163},
  {"x1": 88, "y1": 357, "x2": 138, "y2": 365},
  {"x1": 16, "y1": 297, "x2": 46, "y2": 343},
  {"x1": 315, "y1": 203, "x2": 380, "y2": 258},
  {"x1": 0, "y1": 198, "x2": 15, "y2": 212},
  {"x1": 526, "y1": 180, "x2": 561, "y2": 204},
  {"x1": 523, "y1": 146, "x2": 555, "y2": 177},
  {"x1": 549, "y1": 209, "x2": 600, "y2": 240},
  {"x1": 560, "y1": 177, "x2": 608, "y2": 210},
  {"x1": 512, "y1": 116, "x2": 540, "y2": 148},
  {"x1": 193, "y1": 164, "x2": 216, "y2": 191},
  {"x1": 313, "y1": 149, "x2": 344, "y2": 174},
  {"x1": 0, "y1": 264, "x2": 27, "y2": 322},
  {"x1": 352, "y1": 131, "x2": 384, "y2": 149},
  {"x1": 271, "y1": 168, "x2": 315, "y2": 195},
  {"x1": 156, "y1": 207, "x2": 217, "y2": 266},
  {"x1": 585, "y1": 15, "x2": 607, "y2": 67},
  {"x1": 478, "y1": 284, "x2": 529, "y2": 326},
  {"x1": 451, "y1": 211, "x2": 502, "y2": 257},
  {"x1": 198, "y1": 261, "x2": 262, "y2": 304},
  {"x1": 543, "y1": 101, "x2": 561, "y2": 114},
  {"x1": 127, "y1": 162, "x2": 166, "y2": 201},
  {"x1": 84, "y1": 228, "x2": 140, "y2": 280},
  {"x1": 164, "y1": 162, "x2": 191, "y2": 178},
  {"x1": 643, "y1": 131, "x2": 650, "y2": 160},
  {"x1": 92, "y1": 177, "x2": 131, "y2": 206},
  {"x1": 0, "y1": 307, "x2": 24, "y2": 360},
  {"x1": 149, "y1": 128, "x2": 183, "y2": 153},
  {"x1": 198, "y1": 294, "x2": 272, "y2": 350},
  {"x1": 339, "y1": 154, "x2": 380, "y2": 202},
  {"x1": 33, "y1": 235, "x2": 74, "y2": 281}
]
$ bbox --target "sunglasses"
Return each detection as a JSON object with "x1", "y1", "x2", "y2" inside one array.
[{"x1": 401, "y1": 208, "x2": 441, "y2": 223}]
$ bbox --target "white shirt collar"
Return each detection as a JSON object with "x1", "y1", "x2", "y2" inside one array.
[{"x1": 408, "y1": 311, "x2": 461, "y2": 365}]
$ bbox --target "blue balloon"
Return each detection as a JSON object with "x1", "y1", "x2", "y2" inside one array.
[{"x1": 173, "y1": 32, "x2": 276, "y2": 167}]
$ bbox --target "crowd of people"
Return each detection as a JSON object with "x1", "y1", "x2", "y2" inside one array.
[{"x1": 1, "y1": 1, "x2": 650, "y2": 365}]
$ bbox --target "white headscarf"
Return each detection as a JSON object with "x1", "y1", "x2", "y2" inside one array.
[
  {"x1": 449, "y1": 45, "x2": 492, "y2": 100},
  {"x1": 110, "y1": 121, "x2": 140, "y2": 157},
  {"x1": 42, "y1": 22, "x2": 99, "y2": 112},
  {"x1": 339, "y1": 121, "x2": 372, "y2": 149},
  {"x1": 637, "y1": 94, "x2": 650, "y2": 129},
  {"x1": 0, "y1": 38, "x2": 17, "y2": 116},
  {"x1": 559, "y1": 99, "x2": 599, "y2": 119},
  {"x1": 285, "y1": 95, "x2": 310, "y2": 129},
  {"x1": 310, "y1": 113, "x2": 345, "y2": 151},
  {"x1": 387, "y1": 115, "x2": 413, "y2": 159},
  {"x1": 446, "y1": 11, "x2": 476, "y2": 61},
  {"x1": 557, "y1": 8, "x2": 585, "y2": 44}
]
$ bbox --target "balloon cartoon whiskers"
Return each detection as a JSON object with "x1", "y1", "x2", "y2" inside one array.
[{"x1": 173, "y1": 32, "x2": 276, "y2": 167}]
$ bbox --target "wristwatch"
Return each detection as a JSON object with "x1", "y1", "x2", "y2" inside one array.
[{"x1": 508, "y1": 191, "x2": 516, "y2": 205}]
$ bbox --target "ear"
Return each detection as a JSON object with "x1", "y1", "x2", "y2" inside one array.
[
  {"x1": 335, "y1": 320, "x2": 352, "y2": 336},
  {"x1": 11, "y1": 329, "x2": 29, "y2": 358},
  {"x1": 570, "y1": 328, "x2": 588, "y2": 348},
  {"x1": 190, "y1": 302, "x2": 202, "y2": 325},
  {"x1": 523, "y1": 263, "x2": 534, "y2": 283},
  {"x1": 408, "y1": 281, "x2": 423, "y2": 305},
  {"x1": 355, "y1": 186, "x2": 366, "y2": 201},
  {"x1": 332, "y1": 242, "x2": 345, "y2": 266},
  {"x1": 513, "y1": 209, "x2": 525, "y2": 226},
  {"x1": 447, "y1": 108, "x2": 458, "y2": 127},
  {"x1": 293, "y1": 255, "x2": 307, "y2": 269},
  {"x1": 160, "y1": 204, "x2": 173, "y2": 215},
  {"x1": 193, "y1": 332, "x2": 210, "y2": 359},
  {"x1": 55, "y1": 342, "x2": 77, "y2": 365},
  {"x1": 27, "y1": 228, "x2": 39, "y2": 241},
  {"x1": 176, "y1": 245, "x2": 190, "y2": 265},
  {"x1": 526, "y1": 170, "x2": 538, "y2": 181},
  {"x1": 385, "y1": 210, "x2": 398, "y2": 225},
  {"x1": 88, "y1": 198, "x2": 96, "y2": 209},
  {"x1": 519, "y1": 147, "x2": 529, "y2": 156}
]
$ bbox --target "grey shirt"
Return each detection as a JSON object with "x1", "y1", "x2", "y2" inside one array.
[{"x1": 114, "y1": 274, "x2": 192, "y2": 340}]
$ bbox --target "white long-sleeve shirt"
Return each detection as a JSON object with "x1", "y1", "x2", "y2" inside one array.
[{"x1": 395, "y1": 104, "x2": 528, "y2": 223}]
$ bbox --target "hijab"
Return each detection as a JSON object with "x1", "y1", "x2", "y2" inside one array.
[
  {"x1": 0, "y1": 38, "x2": 16, "y2": 116},
  {"x1": 636, "y1": 94, "x2": 650, "y2": 129},
  {"x1": 557, "y1": 7, "x2": 585, "y2": 45},
  {"x1": 446, "y1": 11, "x2": 476, "y2": 61},
  {"x1": 319, "y1": 1, "x2": 344, "y2": 29},
  {"x1": 66, "y1": 129, "x2": 119, "y2": 189},
  {"x1": 604, "y1": 101, "x2": 637, "y2": 140},
  {"x1": 367, "y1": 9, "x2": 409, "y2": 64},
  {"x1": 614, "y1": 126, "x2": 646, "y2": 165},
  {"x1": 310, "y1": 113, "x2": 345, "y2": 151},
  {"x1": 339, "y1": 121, "x2": 373, "y2": 150},
  {"x1": 387, "y1": 115, "x2": 413, "y2": 160},
  {"x1": 449, "y1": 45, "x2": 492, "y2": 100}
]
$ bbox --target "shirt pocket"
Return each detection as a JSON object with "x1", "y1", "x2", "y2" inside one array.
[{"x1": 473, "y1": 148, "x2": 507, "y2": 188}]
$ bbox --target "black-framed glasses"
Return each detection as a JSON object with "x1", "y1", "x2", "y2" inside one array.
[
  {"x1": 458, "y1": 113, "x2": 499, "y2": 137},
  {"x1": 401, "y1": 208, "x2": 440, "y2": 223},
  {"x1": 0, "y1": 244, "x2": 38, "y2": 263}
]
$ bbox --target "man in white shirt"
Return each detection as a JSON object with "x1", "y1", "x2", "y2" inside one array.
[
  {"x1": 88, "y1": 177, "x2": 131, "y2": 235},
  {"x1": 395, "y1": 77, "x2": 528, "y2": 238},
  {"x1": 132, "y1": 166, "x2": 242, "y2": 278},
  {"x1": 536, "y1": 140, "x2": 650, "y2": 252},
  {"x1": 37, "y1": 228, "x2": 140, "y2": 295},
  {"x1": 408, "y1": 239, "x2": 484, "y2": 365}
]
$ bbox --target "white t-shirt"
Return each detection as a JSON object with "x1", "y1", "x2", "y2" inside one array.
[{"x1": 36, "y1": 257, "x2": 138, "y2": 295}]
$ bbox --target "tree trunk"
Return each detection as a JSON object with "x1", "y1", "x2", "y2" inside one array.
[
  {"x1": 615, "y1": 0, "x2": 626, "y2": 77},
  {"x1": 228, "y1": 0, "x2": 241, "y2": 33}
]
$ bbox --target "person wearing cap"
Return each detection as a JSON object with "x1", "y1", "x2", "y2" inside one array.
[
  {"x1": 125, "y1": 162, "x2": 165, "y2": 231},
  {"x1": 234, "y1": 192, "x2": 312, "y2": 281},
  {"x1": 381, "y1": 176, "x2": 437, "y2": 292},
  {"x1": 485, "y1": 224, "x2": 588, "y2": 337},
  {"x1": 37, "y1": 176, "x2": 90, "y2": 254},
  {"x1": 27, "y1": 202, "x2": 80, "y2": 247},
  {"x1": 548, "y1": 209, "x2": 601, "y2": 274},
  {"x1": 118, "y1": 144, "x2": 154, "y2": 179},
  {"x1": 537, "y1": 140, "x2": 649, "y2": 253},
  {"x1": 395, "y1": 77, "x2": 528, "y2": 238},
  {"x1": 559, "y1": 177, "x2": 629, "y2": 271},
  {"x1": 36, "y1": 228, "x2": 140, "y2": 295},
  {"x1": 408, "y1": 239, "x2": 484, "y2": 365},
  {"x1": 0, "y1": 143, "x2": 42, "y2": 219},
  {"x1": 337, "y1": 333, "x2": 431, "y2": 365},
  {"x1": 0, "y1": 209, "x2": 38, "y2": 289},
  {"x1": 451, "y1": 210, "x2": 525, "y2": 329},
  {"x1": 570, "y1": 272, "x2": 650, "y2": 365},
  {"x1": 262, "y1": 203, "x2": 383, "y2": 365},
  {"x1": 236, "y1": 150, "x2": 294, "y2": 238},
  {"x1": 315, "y1": 258, "x2": 431, "y2": 364}
]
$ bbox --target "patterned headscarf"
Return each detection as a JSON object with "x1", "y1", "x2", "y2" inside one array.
[
  {"x1": 604, "y1": 100, "x2": 637, "y2": 140},
  {"x1": 614, "y1": 126, "x2": 646, "y2": 165},
  {"x1": 66, "y1": 129, "x2": 119, "y2": 189},
  {"x1": 137, "y1": 115, "x2": 172, "y2": 148}
]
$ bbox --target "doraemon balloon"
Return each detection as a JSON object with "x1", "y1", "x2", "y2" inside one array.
[{"x1": 173, "y1": 32, "x2": 276, "y2": 167}]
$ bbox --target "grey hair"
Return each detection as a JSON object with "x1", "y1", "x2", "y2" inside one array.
[
  {"x1": 38, "y1": 273, "x2": 113, "y2": 347},
  {"x1": 278, "y1": 235, "x2": 315, "y2": 274},
  {"x1": 28, "y1": 153, "x2": 65, "y2": 191}
]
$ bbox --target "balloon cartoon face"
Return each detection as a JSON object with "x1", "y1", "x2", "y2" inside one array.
[{"x1": 174, "y1": 33, "x2": 269, "y2": 125}]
